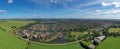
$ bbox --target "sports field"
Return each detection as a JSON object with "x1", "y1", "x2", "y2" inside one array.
[{"x1": 108, "y1": 28, "x2": 120, "y2": 33}]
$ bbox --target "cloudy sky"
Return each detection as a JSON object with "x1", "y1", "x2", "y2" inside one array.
[{"x1": 0, "y1": 0, "x2": 120, "y2": 19}]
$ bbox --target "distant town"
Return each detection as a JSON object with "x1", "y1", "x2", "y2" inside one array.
[{"x1": 0, "y1": 19, "x2": 119, "y2": 49}]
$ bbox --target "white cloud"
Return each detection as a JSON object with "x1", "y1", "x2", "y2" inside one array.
[
  {"x1": 50, "y1": 0, "x2": 58, "y2": 3},
  {"x1": 101, "y1": 2, "x2": 120, "y2": 8},
  {"x1": 50, "y1": 0, "x2": 72, "y2": 3},
  {"x1": 101, "y1": 2, "x2": 110, "y2": 6},
  {"x1": 113, "y1": 10, "x2": 120, "y2": 13},
  {"x1": 66, "y1": 0, "x2": 72, "y2": 2},
  {"x1": 95, "y1": 9, "x2": 120, "y2": 15},
  {"x1": 8, "y1": 0, "x2": 13, "y2": 4},
  {"x1": 95, "y1": 10, "x2": 101, "y2": 12},
  {"x1": 0, "y1": 10, "x2": 6, "y2": 13}
]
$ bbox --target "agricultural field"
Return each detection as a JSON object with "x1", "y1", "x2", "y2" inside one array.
[
  {"x1": 96, "y1": 37, "x2": 120, "y2": 49},
  {"x1": 0, "y1": 20, "x2": 35, "y2": 31},
  {"x1": 28, "y1": 42, "x2": 83, "y2": 49},
  {"x1": 108, "y1": 28, "x2": 120, "y2": 33}
]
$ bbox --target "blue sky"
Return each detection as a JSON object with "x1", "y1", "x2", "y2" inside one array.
[{"x1": 0, "y1": 0, "x2": 120, "y2": 19}]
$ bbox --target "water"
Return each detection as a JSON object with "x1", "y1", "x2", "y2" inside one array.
[{"x1": 48, "y1": 32, "x2": 70, "y2": 44}]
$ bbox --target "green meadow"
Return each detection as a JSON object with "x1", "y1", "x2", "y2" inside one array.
[
  {"x1": 0, "y1": 20, "x2": 35, "y2": 31},
  {"x1": 28, "y1": 42, "x2": 83, "y2": 49},
  {"x1": 0, "y1": 29, "x2": 27, "y2": 49},
  {"x1": 0, "y1": 20, "x2": 34, "y2": 49},
  {"x1": 97, "y1": 37, "x2": 120, "y2": 49}
]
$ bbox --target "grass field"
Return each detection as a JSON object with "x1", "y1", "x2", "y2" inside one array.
[
  {"x1": 28, "y1": 42, "x2": 83, "y2": 49},
  {"x1": 0, "y1": 20, "x2": 35, "y2": 31},
  {"x1": 108, "y1": 28, "x2": 120, "y2": 33},
  {"x1": 0, "y1": 20, "x2": 34, "y2": 49},
  {"x1": 0, "y1": 29, "x2": 27, "y2": 49},
  {"x1": 81, "y1": 41, "x2": 92, "y2": 46},
  {"x1": 96, "y1": 37, "x2": 120, "y2": 49}
]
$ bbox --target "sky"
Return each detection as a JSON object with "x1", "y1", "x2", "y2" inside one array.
[{"x1": 0, "y1": 0, "x2": 120, "y2": 19}]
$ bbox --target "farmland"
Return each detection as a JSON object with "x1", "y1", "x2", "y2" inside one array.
[
  {"x1": 0, "y1": 20, "x2": 35, "y2": 31},
  {"x1": 96, "y1": 37, "x2": 120, "y2": 49}
]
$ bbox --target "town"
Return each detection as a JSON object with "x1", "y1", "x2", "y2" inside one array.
[{"x1": 9, "y1": 19, "x2": 120, "y2": 49}]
